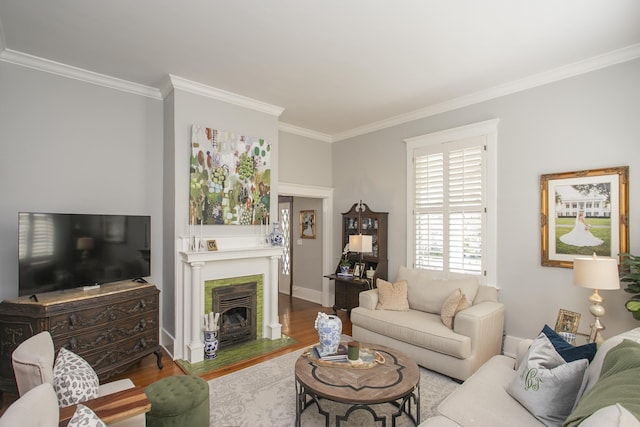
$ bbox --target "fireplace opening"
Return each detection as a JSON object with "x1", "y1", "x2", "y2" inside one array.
[{"x1": 212, "y1": 282, "x2": 257, "y2": 348}]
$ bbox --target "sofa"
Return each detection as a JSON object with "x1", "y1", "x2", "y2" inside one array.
[
  {"x1": 351, "y1": 266, "x2": 505, "y2": 381},
  {"x1": 421, "y1": 327, "x2": 640, "y2": 426}
]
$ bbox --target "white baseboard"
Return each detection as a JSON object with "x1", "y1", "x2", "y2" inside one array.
[
  {"x1": 160, "y1": 328, "x2": 175, "y2": 360},
  {"x1": 286, "y1": 286, "x2": 323, "y2": 305}
]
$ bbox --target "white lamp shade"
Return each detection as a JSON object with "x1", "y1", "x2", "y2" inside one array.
[
  {"x1": 573, "y1": 254, "x2": 620, "y2": 290},
  {"x1": 349, "y1": 234, "x2": 373, "y2": 253}
]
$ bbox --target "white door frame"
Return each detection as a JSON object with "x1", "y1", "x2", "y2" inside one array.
[{"x1": 278, "y1": 182, "x2": 334, "y2": 307}]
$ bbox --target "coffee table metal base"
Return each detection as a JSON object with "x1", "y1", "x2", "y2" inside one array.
[{"x1": 295, "y1": 375, "x2": 420, "y2": 427}]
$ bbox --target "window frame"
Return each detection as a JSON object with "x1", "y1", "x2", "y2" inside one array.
[{"x1": 405, "y1": 119, "x2": 499, "y2": 285}]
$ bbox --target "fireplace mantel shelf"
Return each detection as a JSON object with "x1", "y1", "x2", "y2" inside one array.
[{"x1": 180, "y1": 246, "x2": 283, "y2": 263}]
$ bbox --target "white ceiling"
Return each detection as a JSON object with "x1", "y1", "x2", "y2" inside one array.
[{"x1": 1, "y1": 1, "x2": 639, "y2": 141}]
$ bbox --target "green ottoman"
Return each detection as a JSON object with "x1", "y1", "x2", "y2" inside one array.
[{"x1": 145, "y1": 375, "x2": 209, "y2": 427}]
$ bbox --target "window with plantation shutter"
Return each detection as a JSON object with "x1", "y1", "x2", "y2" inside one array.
[{"x1": 405, "y1": 120, "x2": 498, "y2": 282}]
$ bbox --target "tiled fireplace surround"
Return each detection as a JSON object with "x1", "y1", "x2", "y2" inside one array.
[{"x1": 178, "y1": 235, "x2": 282, "y2": 363}]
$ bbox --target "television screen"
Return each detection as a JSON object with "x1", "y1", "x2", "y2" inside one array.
[{"x1": 18, "y1": 213, "x2": 151, "y2": 296}]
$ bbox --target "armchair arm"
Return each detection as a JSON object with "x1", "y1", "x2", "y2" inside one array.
[
  {"x1": 358, "y1": 289, "x2": 379, "y2": 310},
  {"x1": 454, "y1": 301, "x2": 505, "y2": 364}
]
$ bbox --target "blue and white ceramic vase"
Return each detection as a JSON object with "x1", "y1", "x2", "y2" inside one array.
[
  {"x1": 269, "y1": 222, "x2": 284, "y2": 246},
  {"x1": 204, "y1": 329, "x2": 219, "y2": 360},
  {"x1": 314, "y1": 312, "x2": 342, "y2": 356}
]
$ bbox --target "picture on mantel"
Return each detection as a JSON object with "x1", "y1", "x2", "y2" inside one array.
[{"x1": 190, "y1": 125, "x2": 271, "y2": 225}]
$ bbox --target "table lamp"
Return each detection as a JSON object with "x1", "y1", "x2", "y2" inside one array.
[
  {"x1": 349, "y1": 234, "x2": 372, "y2": 278},
  {"x1": 572, "y1": 253, "x2": 620, "y2": 344}
]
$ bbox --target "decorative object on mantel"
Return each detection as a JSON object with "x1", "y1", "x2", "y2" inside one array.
[
  {"x1": 573, "y1": 253, "x2": 620, "y2": 344},
  {"x1": 540, "y1": 166, "x2": 629, "y2": 268},
  {"x1": 207, "y1": 240, "x2": 218, "y2": 251},
  {"x1": 190, "y1": 124, "x2": 271, "y2": 225},
  {"x1": 314, "y1": 312, "x2": 342, "y2": 356},
  {"x1": 269, "y1": 221, "x2": 284, "y2": 246},
  {"x1": 619, "y1": 253, "x2": 640, "y2": 320}
]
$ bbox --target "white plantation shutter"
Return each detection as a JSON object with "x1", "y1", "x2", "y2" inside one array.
[{"x1": 412, "y1": 137, "x2": 486, "y2": 275}]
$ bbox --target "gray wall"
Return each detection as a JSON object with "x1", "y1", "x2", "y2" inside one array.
[
  {"x1": 279, "y1": 131, "x2": 332, "y2": 187},
  {"x1": 0, "y1": 61, "x2": 164, "y2": 302},
  {"x1": 333, "y1": 58, "x2": 640, "y2": 340}
]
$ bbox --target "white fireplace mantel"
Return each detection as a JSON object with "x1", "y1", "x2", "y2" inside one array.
[{"x1": 177, "y1": 241, "x2": 283, "y2": 363}]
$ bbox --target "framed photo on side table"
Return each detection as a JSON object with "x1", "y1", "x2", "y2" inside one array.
[
  {"x1": 555, "y1": 309, "x2": 581, "y2": 335},
  {"x1": 540, "y1": 166, "x2": 629, "y2": 268}
]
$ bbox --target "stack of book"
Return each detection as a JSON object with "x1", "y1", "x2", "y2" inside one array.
[{"x1": 312, "y1": 344, "x2": 348, "y2": 361}]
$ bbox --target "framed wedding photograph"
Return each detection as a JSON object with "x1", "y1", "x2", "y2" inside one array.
[
  {"x1": 555, "y1": 309, "x2": 581, "y2": 335},
  {"x1": 300, "y1": 210, "x2": 316, "y2": 239},
  {"x1": 540, "y1": 166, "x2": 628, "y2": 268}
]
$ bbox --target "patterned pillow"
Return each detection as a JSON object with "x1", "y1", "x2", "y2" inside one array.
[
  {"x1": 53, "y1": 347, "x2": 99, "y2": 408},
  {"x1": 376, "y1": 279, "x2": 410, "y2": 311},
  {"x1": 68, "y1": 404, "x2": 106, "y2": 427},
  {"x1": 440, "y1": 288, "x2": 471, "y2": 329}
]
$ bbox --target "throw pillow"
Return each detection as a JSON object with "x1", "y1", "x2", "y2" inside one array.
[
  {"x1": 53, "y1": 347, "x2": 99, "y2": 408},
  {"x1": 376, "y1": 279, "x2": 409, "y2": 311},
  {"x1": 506, "y1": 332, "x2": 588, "y2": 426},
  {"x1": 564, "y1": 339, "x2": 640, "y2": 427},
  {"x1": 397, "y1": 266, "x2": 479, "y2": 314},
  {"x1": 68, "y1": 404, "x2": 106, "y2": 427},
  {"x1": 542, "y1": 325, "x2": 598, "y2": 363},
  {"x1": 440, "y1": 288, "x2": 471, "y2": 329}
]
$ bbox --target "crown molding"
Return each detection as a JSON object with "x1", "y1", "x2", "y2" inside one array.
[
  {"x1": 165, "y1": 75, "x2": 284, "y2": 117},
  {"x1": 0, "y1": 48, "x2": 162, "y2": 99},
  {"x1": 332, "y1": 43, "x2": 640, "y2": 142},
  {"x1": 278, "y1": 122, "x2": 333, "y2": 143}
]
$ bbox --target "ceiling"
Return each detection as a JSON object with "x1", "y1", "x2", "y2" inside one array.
[{"x1": 1, "y1": 1, "x2": 639, "y2": 141}]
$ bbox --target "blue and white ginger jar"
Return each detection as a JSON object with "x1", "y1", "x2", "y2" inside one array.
[{"x1": 314, "y1": 312, "x2": 342, "y2": 356}]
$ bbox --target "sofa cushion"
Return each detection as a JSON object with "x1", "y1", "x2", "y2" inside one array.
[
  {"x1": 397, "y1": 266, "x2": 479, "y2": 314},
  {"x1": 506, "y1": 332, "x2": 588, "y2": 426},
  {"x1": 440, "y1": 288, "x2": 471, "y2": 329},
  {"x1": 350, "y1": 307, "x2": 472, "y2": 359},
  {"x1": 376, "y1": 279, "x2": 409, "y2": 311},
  {"x1": 564, "y1": 339, "x2": 640, "y2": 427},
  {"x1": 438, "y1": 355, "x2": 544, "y2": 427},
  {"x1": 53, "y1": 348, "x2": 99, "y2": 408},
  {"x1": 577, "y1": 404, "x2": 640, "y2": 427}
]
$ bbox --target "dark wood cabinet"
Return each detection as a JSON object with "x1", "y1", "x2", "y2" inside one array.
[
  {"x1": 327, "y1": 202, "x2": 388, "y2": 314},
  {"x1": 0, "y1": 281, "x2": 162, "y2": 395}
]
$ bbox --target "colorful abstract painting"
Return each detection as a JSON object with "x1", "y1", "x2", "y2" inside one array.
[{"x1": 190, "y1": 125, "x2": 271, "y2": 225}]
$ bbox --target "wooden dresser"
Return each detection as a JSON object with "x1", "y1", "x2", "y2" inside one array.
[{"x1": 0, "y1": 280, "x2": 162, "y2": 395}]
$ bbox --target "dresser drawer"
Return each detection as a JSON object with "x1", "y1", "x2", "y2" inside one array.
[
  {"x1": 48, "y1": 294, "x2": 158, "y2": 337},
  {"x1": 53, "y1": 312, "x2": 158, "y2": 354},
  {"x1": 81, "y1": 330, "x2": 159, "y2": 373}
]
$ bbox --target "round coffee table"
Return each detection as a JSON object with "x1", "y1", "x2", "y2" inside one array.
[{"x1": 294, "y1": 343, "x2": 421, "y2": 426}]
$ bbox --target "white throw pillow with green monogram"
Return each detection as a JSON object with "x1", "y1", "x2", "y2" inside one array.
[{"x1": 506, "y1": 333, "x2": 588, "y2": 426}]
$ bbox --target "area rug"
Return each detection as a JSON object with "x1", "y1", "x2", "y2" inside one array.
[
  {"x1": 176, "y1": 335, "x2": 297, "y2": 376},
  {"x1": 208, "y1": 348, "x2": 459, "y2": 426}
]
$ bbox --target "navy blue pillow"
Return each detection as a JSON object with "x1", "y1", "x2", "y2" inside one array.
[{"x1": 541, "y1": 324, "x2": 597, "y2": 363}]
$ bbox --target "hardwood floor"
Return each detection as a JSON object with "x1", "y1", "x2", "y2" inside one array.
[{"x1": 1, "y1": 294, "x2": 351, "y2": 412}]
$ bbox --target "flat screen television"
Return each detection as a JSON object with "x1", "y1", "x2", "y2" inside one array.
[{"x1": 18, "y1": 213, "x2": 151, "y2": 296}]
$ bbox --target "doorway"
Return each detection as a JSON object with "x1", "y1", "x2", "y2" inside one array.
[
  {"x1": 278, "y1": 183, "x2": 334, "y2": 307},
  {"x1": 278, "y1": 196, "x2": 293, "y2": 295}
]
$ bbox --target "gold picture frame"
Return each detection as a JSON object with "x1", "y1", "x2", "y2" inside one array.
[
  {"x1": 207, "y1": 239, "x2": 218, "y2": 251},
  {"x1": 300, "y1": 210, "x2": 316, "y2": 239},
  {"x1": 540, "y1": 166, "x2": 628, "y2": 268},
  {"x1": 555, "y1": 309, "x2": 581, "y2": 335}
]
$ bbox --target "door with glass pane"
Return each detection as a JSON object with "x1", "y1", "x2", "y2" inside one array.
[{"x1": 278, "y1": 197, "x2": 292, "y2": 295}]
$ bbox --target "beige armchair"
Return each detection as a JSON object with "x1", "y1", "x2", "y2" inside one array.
[
  {"x1": 0, "y1": 383, "x2": 59, "y2": 427},
  {"x1": 11, "y1": 331, "x2": 145, "y2": 427}
]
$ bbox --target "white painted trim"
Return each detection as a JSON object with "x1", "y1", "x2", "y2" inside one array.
[
  {"x1": 0, "y1": 48, "x2": 162, "y2": 99},
  {"x1": 164, "y1": 74, "x2": 285, "y2": 117},
  {"x1": 279, "y1": 122, "x2": 333, "y2": 143},
  {"x1": 289, "y1": 286, "x2": 323, "y2": 305},
  {"x1": 0, "y1": 18, "x2": 6, "y2": 52},
  {"x1": 279, "y1": 182, "x2": 335, "y2": 307},
  {"x1": 333, "y1": 44, "x2": 640, "y2": 142}
]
